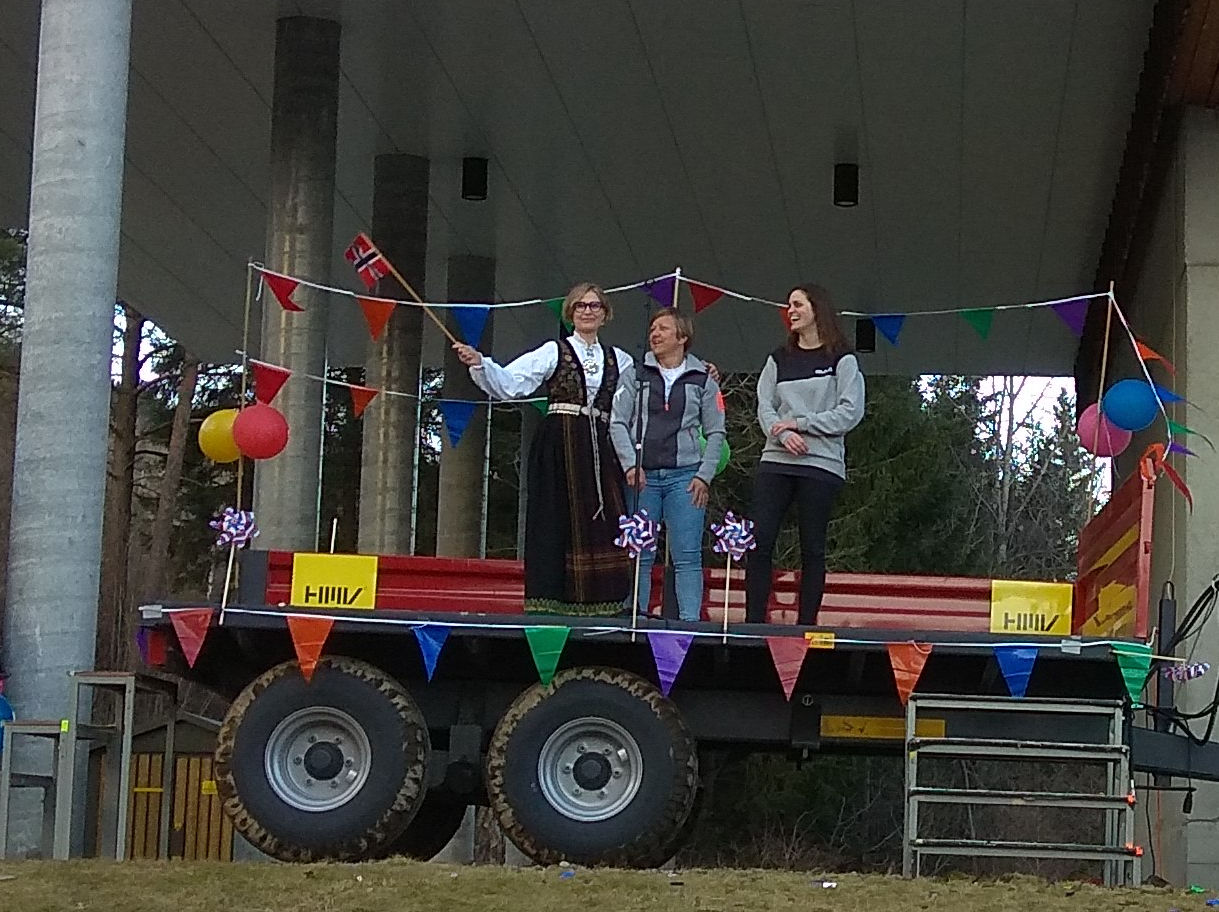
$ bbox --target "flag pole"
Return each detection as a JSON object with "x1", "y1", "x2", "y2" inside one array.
[{"x1": 366, "y1": 237, "x2": 461, "y2": 346}]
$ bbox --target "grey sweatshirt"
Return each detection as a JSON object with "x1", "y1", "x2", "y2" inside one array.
[
  {"x1": 756, "y1": 346, "x2": 865, "y2": 479},
  {"x1": 611, "y1": 352, "x2": 726, "y2": 484}
]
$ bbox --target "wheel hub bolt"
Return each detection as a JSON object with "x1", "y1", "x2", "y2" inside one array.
[
  {"x1": 308, "y1": 735, "x2": 316, "y2": 743},
  {"x1": 613, "y1": 770, "x2": 622, "y2": 779},
  {"x1": 563, "y1": 764, "x2": 572, "y2": 773},
  {"x1": 573, "y1": 788, "x2": 582, "y2": 796},
  {"x1": 577, "y1": 744, "x2": 586, "y2": 753},
  {"x1": 330, "y1": 781, "x2": 339, "y2": 789},
  {"x1": 293, "y1": 757, "x2": 302, "y2": 766},
  {"x1": 305, "y1": 778, "x2": 313, "y2": 786}
]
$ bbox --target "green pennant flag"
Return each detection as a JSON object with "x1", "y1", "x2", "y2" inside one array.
[
  {"x1": 525, "y1": 626, "x2": 570, "y2": 686},
  {"x1": 543, "y1": 297, "x2": 572, "y2": 333},
  {"x1": 1167, "y1": 419, "x2": 1216, "y2": 450},
  {"x1": 528, "y1": 399, "x2": 548, "y2": 416},
  {"x1": 1113, "y1": 643, "x2": 1152, "y2": 705},
  {"x1": 960, "y1": 309, "x2": 994, "y2": 339}
]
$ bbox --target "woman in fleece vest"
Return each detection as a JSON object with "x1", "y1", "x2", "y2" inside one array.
[
  {"x1": 611, "y1": 309, "x2": 725, "y2": 621},
  {"x1": 745, "y1": 285, "x2": 865, "y2": 625}
]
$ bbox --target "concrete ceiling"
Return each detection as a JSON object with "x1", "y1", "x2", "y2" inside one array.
[{"x1": 0, "y1": 0, "x2": 1156, "y2": 375}]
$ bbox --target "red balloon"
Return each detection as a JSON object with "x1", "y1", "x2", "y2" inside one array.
[{"x1": 233, "y1": 403, "x2": 289, "y2": 460}]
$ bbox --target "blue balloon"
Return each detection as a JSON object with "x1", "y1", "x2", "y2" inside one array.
[{"x1": 1102, "y1": 379, "x2": 1159, "y2": 432}]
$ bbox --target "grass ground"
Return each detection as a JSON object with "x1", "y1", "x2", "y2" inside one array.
[{"x1": 0, "y1": 859, "x2": 1208, "y2": 912}]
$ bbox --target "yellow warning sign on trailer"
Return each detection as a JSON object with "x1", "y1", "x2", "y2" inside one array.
[
  {"x1": 290, "y1": 553, "x2": 378, "y2": 610},
  {"x1": 989, "y1": 579, "x2": 1072, "y2": 636}
]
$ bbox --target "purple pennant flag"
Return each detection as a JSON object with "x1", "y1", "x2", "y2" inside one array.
[
  {"x1": 1051, "y1": 298, "x2": 1089, "y2": 337},
  {"x1": 648, "y1": 632, "x2": 694, "y2": 696},
  {"x1": 871, "y1": 314, "x2": 905, "y2": 346},
  {"x1": 1168, "y1": 441, "x2": 1197, "y2": 458},
  {"x1": 644, "y1": 276, "x2": 677, "y2": 306},
  {"x1": 135, "y1": 627, "x2": 151, "y2": 665},
  {"x1": 413, "y1": 624, "x2": 450, "y2": 681}
]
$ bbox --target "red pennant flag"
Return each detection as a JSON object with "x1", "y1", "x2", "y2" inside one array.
[
  {"x1": 250, "y1": 361, "x2": 291, "y2": 404},
  {"x1": 169, "y1": 608, "x2": 213, "y2": 669},
  {"x1": 287, "y1": 615, "x2": 334, "y2": 683},
  {"x1": 1135, "y1": 340, "x2": 1176, "y2": 375},
  {"x1": 350, "y1": 385, "x2": 379, "y2": 418},
  {"x1": 1140, "y1": 442, "x2": 1194, "y2": 511},
  {"x1": 716, "y1": 390, "x2": 725, "y2": 413},
  {"x1": 689, "y1": 282, "x2": 724, "y2": 313},
  {"x1": 766, "y1": 636, "x2": 808, "y2": 701},
  {"x1": 358, "y1": 296, "x2": 396, "y2": 341},
  {"x1": 262, "y1": 273, "x2": 303, "y2": 312},
  {"x1": 887, "y1": 641, "x2": 932, "y2": 706}
]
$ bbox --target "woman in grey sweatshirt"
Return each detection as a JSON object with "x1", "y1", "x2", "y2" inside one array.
[{"x1": 745, "y1": 285, "x2": 865, "y2": 624}]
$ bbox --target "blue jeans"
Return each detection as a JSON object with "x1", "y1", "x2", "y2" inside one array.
[{"x1": 625, "y1": 465, "x2": 706, "y2": 621}]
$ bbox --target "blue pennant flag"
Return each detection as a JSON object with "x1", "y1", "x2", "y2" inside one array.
[
  {"x1": 453, "y1": 305, "x2": 491, "y2": 349},
  {"x1": 413, "y1": 624, "x2": 450, "y2": 681},
  {"x1": 1153, "y1": 382, "x2": 1185, "y2": 404},
  {"x1": 438, "y1": 400, "x2": 478, "y2": 448},
  {"x1": 994, "y1": 646, "x2": 1038, "y2": 699},
  {"x1": 871, "y1": 314, "x2": 906, "y2": 346}
]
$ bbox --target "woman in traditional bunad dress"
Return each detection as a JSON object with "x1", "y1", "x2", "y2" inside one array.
[{"x1": 453, "y1": 283, "x2": 631, "y2": 616}]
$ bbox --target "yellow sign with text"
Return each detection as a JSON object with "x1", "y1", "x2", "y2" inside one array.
[
  {"x1": 804, "y1": 631, "x2": 836, "y2": 650},
  {"x1": 290, "y1": 553, "x2": 378, "y2": 610},
  {"x1": 989, "y1": 579, "x2": 1072, "y2": 636}
]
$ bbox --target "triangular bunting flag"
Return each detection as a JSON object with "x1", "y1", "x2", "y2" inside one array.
[
  {"x1": 993, "y1": 646, "x2": 1037, "y2": 699},
  {"x1": 644, "y1": 276, "x2": 678, "y2": 306},
  {"x1": 648, "y1": 633, "x2": 693, "y2": 696},
  {"x1": 529, "y1": 399, "x2": 548, "y2": 416},
  {"x1": 413, "y1": 624, "x2": 450, "y2": 682},
  {"x1": 438, "y1": 400, "x2": 478, "y2": 448},
  {"x1": 887, "y1": 642, "x2": 932, "y2": 706},
  {"x1": 251, "y1": 361, "x2": 291, "y2": 404},
  {"x1": 1113, "y1": 643, "x2": 1152, "y2": 704},
  {"x1": 350, "y1": 385, "x2": 378, "y2": 418},
  {"x1": 262, "y1": 273, "x2": 303, "y2": 312},
  {"x1": 766, "y1": 636, "x2": 808, "y2": 702},
  {"x1": 453, "y1": 305, "x2": 491, "y2": 349},
  {"x1": 135, "y1": 627, "x2": 150, "y2": 665},
  {"x1": 1136, "y1": 340, "x2": 1176, "y2": 374},
  {"x1": 1051, "y1": 298, "x2": 1089, "y2": 337},
  {"x1": 689, "y1": 282, "x2": 724, "y2": 313},
  {"x1": 525, "y1": 626, "x2": 570, "y2": 686},
  {"x1": 543, "y1": 297, "x2": 573, "y2": 333},
  {"x1": 287, "y1": 615, "x2": 334, "y2": 683},
  {"x1": 169, "y1": 608, "x2": 213, "y2": 669},
  {"x1": 135, "y1": 628, "x2": 167, "y2": 666},
  {"x1": 1168, "y1": 441, "x2": 1197, "y2": 458},
  {"x1": 1162, "y1": 461, "x2": 1194, "y2": 511},
  {"x1": 872, "y1": 314, "x2": 905, "y2": 346},
  {"x1": 358, "y1": 296, "x2": 396, "y2": 341},
  {"x1": 1167, "y1": 419, "x2": 1215, "y2": 450},
  {"x1": 1153, "y1": 383, "x2": 1184, "y2": 404},
  {"x1": 960, "y1": 309, "x2": 994, "y2": 339}
]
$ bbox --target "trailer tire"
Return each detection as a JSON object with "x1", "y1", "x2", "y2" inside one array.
[
  {"x1": 387, "y1": 794, "x2": 468, "y2": 860},
  {"x1": 486, "y1": 667, "x2": 697, "y2": 867},
  {"x1": 215, "y1": 656, "x2": 430, "y2": 862}
]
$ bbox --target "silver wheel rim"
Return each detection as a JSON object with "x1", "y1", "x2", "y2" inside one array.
[
  {"x1": 537, "y1": 717, "x2": 643, "y2": 822},
  {"x1": 265, "y1": 706, "x2": 372, "y2": 812}
]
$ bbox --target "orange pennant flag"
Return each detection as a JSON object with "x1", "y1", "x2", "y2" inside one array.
[
  {"x1": 350, "y1": 385, "x2": 379, "y2": 418},
  {"x1": 1135, "y1": 340, "x2": 1176, "y2": 375},
  {"x1": 287, "y1": 615, "x2": 334, "y2": 683},
  {"x1": 887, "y1": 641, "x2": 933, "y2": 706},
  {"x1": 766, "y1": 636, "x2": 808, "y2": 701},
  {"x1": 358, "y1": 296, "x2": 396, "y2": 342},
  {"x1": 169, "y1": 607, "x2": 213, "y2": 669},
  {"x1": 250, "y1": 361, "x2": 291, "y2": 404},
  {"x1": 262, "y1": 273, "x2": 303, "y2": 312},
  {"x1": 689, "y1": 282, "x2": 725, "y2": 313}
]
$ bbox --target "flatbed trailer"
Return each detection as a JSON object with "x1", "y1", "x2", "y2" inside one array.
[{"x1": 137, "y1": 471, "x2": 1219, "y2": 867}]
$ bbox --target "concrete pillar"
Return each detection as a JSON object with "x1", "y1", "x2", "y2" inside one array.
[
  {"x1": 436, "y1": 255, "x2": 495, "y2": 557},
  {"x1": 358, "y1": 154, "x2": 428, "y2": 555},
  {"x1": 253, "y1": 16, "x2": 340, "y2": 551},
  {"x1": 0, "y1": 0, "x2": 132, "y2": 854}
]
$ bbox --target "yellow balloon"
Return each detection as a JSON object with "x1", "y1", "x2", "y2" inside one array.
[{"x1": 199, "y1": 408, "x2": 242, "y2": 463}]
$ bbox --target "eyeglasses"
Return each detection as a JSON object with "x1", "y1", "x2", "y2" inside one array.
[{"x1": 573, "y1": 300, "x2": 604, "y2": 312}]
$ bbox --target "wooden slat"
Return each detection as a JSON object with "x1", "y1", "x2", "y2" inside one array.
[
  {"x1": 146, "y1": 754, "x2": 163, "y2": 859},
  {"x1": 126, "y1": 754, "x2": 143, "y2": 860},
  {"x1": 1188, "y1": 1, "x2": 1219, "y2": 102},
  {"x1": 219, "y1": 810, "x2": 234, "y2": 861},
  {"x1": 201, "y1": 757, "x2": 216, "y2": 861},
  {"x1": 171, "y1": 756, "x2": 188, "y2": 858},
  {"x1": 1170, "y1": 0, "x2": 1210, "y2": 101},
  {"x1": 183, "y1": 757, "x2": 200, "y2": 860}
]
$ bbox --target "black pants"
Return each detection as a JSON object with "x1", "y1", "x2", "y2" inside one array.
[{"x1": 745, "y1": 469, "x2": 844, "y2": 624}]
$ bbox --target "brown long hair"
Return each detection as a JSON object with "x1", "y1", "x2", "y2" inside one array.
[{"x1": 786, "y1": 284, "x2": 852, "y2": 358}]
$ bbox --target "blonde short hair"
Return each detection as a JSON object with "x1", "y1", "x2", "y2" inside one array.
[
  {"x1": 560, "y1": 282, "x2": 613, "y2": 324},
  {"x1": 649, "y1": 309, "x2": 694, "y2": 353}
]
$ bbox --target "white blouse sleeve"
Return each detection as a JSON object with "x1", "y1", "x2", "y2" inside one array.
[
  {"x1": 469, "y1": 340, "x2": 559, "y2": 400},
  {"x1": 613, "y1": 347, "x2": 635, "y2": 377}
]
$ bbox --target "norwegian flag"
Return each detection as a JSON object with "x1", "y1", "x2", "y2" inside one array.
[{"x1": 344, "y1": 232, "x2": 390, "y2": 290}]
